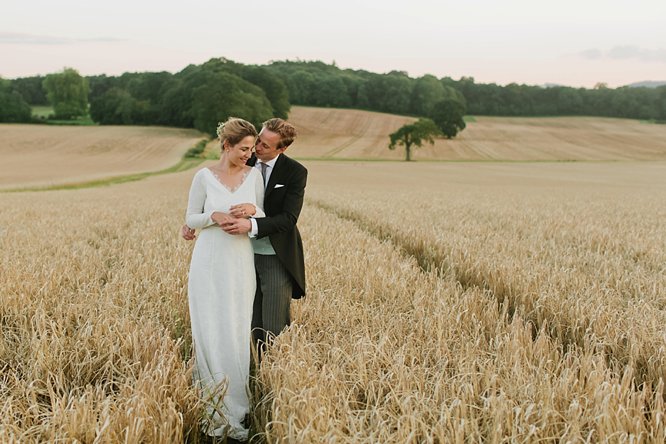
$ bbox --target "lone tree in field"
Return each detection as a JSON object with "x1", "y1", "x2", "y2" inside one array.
[
  {"x1": 43, "y1": 68, "x2": 89, "y2": 120},
  {"x1": 388, "y1": 118, "x2": 440, "y2": 161},
  {"x1": 431, "y1": 98, "x2": 466, "y2": 139}
]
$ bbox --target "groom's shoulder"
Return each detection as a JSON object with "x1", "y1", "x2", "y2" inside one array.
[{"x1": 280, "y1": 154, "x2": 307, "y2": 174}]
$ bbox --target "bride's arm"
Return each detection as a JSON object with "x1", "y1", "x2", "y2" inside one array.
[
  {"x1": 253, "y1": 169, "x2": 266, "y2": 218},
  {"x1": 185, "y1": 170, "x2": 217, "y2": 229},
  {"x1": 220, "y1": 170, "x2": 265, "y2": 236}
]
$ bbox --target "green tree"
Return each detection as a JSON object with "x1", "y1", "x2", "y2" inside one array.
[
  {"x1": 42, "y1": 68, "x2": 89, "y2": 119},
  {"x1": 190, "y1": 71, "x2": 273, "y2": 136},
  {"x1": 430, "y1": 99, "x2": 466, "y2": 139},
  {"x1": 557, "y1": 88, "x2": 583, "y2": 114},
  {"x1": 388, "y1": 118, "x2": 440, "y2": 161},
  {"x1": 410, "y1": 74, "x2": 445, "y2": 116},
  {"x1": 89, "y1": 87, "x2": 143, "y2": 124},
  {"x1": 657, "y1": 86, "x2": 666, "y2": 122},
  {"x1": 125, "y1": 72, "x2": 177, "y2": 124},
  {"x1": 287, "y1": 70, "x2": 317, "y2": 104},
  {"x1": 238, "y1": 66, "x2": 291, "y2": 118},
  {"x1": 364, "y1": 71, "x2": 412, "y2": 114},
  {"x1": 87, "y1": 74, "x2": 120, "y2": 103},
  {"x1": 0, "y1": 78, "x2": 32, "y2": 122},
  {"x1": 11, "y1": 76, "x2": 48, "y2": 105},
  {"x1": 160, "y1": 79, "x2": 193, "y2": 128},
  {"x1": 314, "y1": 73, "x2": 351, "y2": 107}
]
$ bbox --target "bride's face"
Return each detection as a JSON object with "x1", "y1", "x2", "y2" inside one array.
[{"x1": 224, "y1": 135, "x2": 256, "y2": 166}]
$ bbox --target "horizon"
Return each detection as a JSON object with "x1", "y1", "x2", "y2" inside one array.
[{"x1": 2, "y1": 0, "x2": 665, "y2": 88}]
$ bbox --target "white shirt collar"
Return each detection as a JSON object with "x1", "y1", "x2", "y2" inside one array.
[{"x1": 257, "y1": 154, "x2": 280, "y2": 169}]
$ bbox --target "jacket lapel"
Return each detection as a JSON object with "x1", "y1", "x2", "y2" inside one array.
[{"x1": 264, "y1": 154, "x2": 285, "y2": 200}]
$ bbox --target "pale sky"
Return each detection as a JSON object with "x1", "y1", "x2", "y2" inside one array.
[{"x1": 1, "y1": 0, "x2": 665, "y2": 88}]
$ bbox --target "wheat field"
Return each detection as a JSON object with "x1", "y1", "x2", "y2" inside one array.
[
  {"x1": 276, "y1": 161, "x2": 666, "y2": 442},
  {"x1": 1, "y1": 155, "x2": 665, "y2": 442},
  {"x1": 2, "y1": 114, "x2": 666, "y2": 442},
  {"x1": 0, "y1": 125, "x2": 204, "y2": 189}
]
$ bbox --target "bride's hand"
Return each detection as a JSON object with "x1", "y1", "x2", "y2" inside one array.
[
  {"x1": 181, "y1": 224, "x2": 196, "y2": 240},
  {"x1": 211, "y1": 211, "x2": 235, "y2": 226},
  {"x1": 229, "y1": 203, "x2": 256, "y2": 218}
]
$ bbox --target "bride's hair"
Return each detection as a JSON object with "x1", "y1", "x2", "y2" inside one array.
[{"x1": 216, "y1": 117, "x2": 258, "y2": 148}]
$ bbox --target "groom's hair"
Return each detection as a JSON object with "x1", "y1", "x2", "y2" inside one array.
[{"x1": 263, "y1": 118, "x2": 297, "y2": 149}]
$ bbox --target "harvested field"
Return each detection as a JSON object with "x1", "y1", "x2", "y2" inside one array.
[
  {"x1": 0, "y1": 124, "x2": 205, "y2": 189},
  {"x1": 289, "y1": 106, "x2": 666, "y2": 161},
  {"x1": 3, "y1": 109, "x2": 665, "y2": 191}
]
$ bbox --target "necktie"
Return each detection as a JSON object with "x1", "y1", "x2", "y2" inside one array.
[{"x1": 260, "y1": 162, "x2": 268, "y2": 187}]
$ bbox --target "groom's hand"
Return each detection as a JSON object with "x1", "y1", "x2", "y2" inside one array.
[
  {"x1": 221, "y1": 218, "x2": 252, "y2": 235},
  {"x1": 229, "y1": 203, "x2": 256, "y2": 218},
  {"x1": 181, "y1": 224, "x2": 196, "y2": 240}
]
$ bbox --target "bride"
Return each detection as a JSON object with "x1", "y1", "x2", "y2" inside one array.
[{"x1": 185, "y1": 117, "x2": 264, "y2": 441}]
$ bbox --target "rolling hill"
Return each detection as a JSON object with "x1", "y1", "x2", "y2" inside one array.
[
  {"x1": 2, "y1": 107, "x2": 666, "y2": 189},
  {"x1": 288, "y1": 106, "x2": 666, "y2": 161},
  {"x1": 0, "y1": 125, "x2": 204, "y2": 189}
]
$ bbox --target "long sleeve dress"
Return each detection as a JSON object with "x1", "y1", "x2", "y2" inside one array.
[{"x1": 185, "y1": 167, "x2": 264, "y2": 440}]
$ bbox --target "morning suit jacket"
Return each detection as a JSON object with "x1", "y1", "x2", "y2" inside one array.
[{"x1": 248, "y1": 154, "x2": 307, "y2": 299}]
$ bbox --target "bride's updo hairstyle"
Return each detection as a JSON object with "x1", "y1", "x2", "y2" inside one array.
[{"x1": 216, "y1": 117, "x2": 258, "y2": 150}]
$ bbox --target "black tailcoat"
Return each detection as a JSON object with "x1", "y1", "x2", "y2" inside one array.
[{"x1": 248, "y1": 154, "x2": 307, "y2": 298}]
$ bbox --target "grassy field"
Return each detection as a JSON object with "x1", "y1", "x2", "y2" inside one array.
[
  {"x1": 1, "y1": 110, "x2": 666, "y2": 441},
  {"x1": 0, "y1": 125, "x2": 206, "y2": 189},
  {"x1": 31, "y1": 106, "x2": 97, "y2": 126},
  {"x1": 31, "y1": 106, "x2": 54, "y2": 119}
]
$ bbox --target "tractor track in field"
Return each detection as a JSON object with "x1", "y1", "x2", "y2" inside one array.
[{"x1": 308, "y1": 197, "x2": 661, "y2": 390}]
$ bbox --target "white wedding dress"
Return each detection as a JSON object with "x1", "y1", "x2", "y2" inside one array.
[{"x1": 185, "y1": 167, "x2": 265, "y2": 440}]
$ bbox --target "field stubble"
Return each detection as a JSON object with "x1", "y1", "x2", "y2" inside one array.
[
  {"x1": 0, "y1": 125, "x2": 205, "y2": 189},
  {"x1": 288, "y1": 106, "x2": 666, "y2": 161},
  {"x1": 1, "y1": 161, "x2": 665, "y2": 442}
]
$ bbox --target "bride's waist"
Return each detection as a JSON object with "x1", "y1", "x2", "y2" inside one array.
[
  {"x1": 200, "y1": 225, "x2": 224, "y2": 234},
  {"x1": 198, "y1": 225, "x2": 247, "y2": 238}
]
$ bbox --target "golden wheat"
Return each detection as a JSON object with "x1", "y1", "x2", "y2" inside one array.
[
  {"x1": 257, "y1": 203, "x2": 664, "y2": 442},
  {"x1": 303, "y1": 162, "x2": 666, "y2": 376},
  {"x1": 1, "y1": 160, "x2": 665, "y2": 442},
  {"x1": 0, "y1": 173, "x2": 201, "y2": 442}
]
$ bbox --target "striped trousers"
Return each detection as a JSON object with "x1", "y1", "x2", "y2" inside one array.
[{"x1": 252, "y1": 254, "x2": 292, "y2": 346}]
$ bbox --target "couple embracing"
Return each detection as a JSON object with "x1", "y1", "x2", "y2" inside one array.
[{"x1": 181, "y1": 117, "x2": 307, "y2": 441}]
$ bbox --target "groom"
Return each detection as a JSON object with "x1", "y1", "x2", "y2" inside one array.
[{"x1": 182, "y1": 118, "x2": 307, "y2": 346}]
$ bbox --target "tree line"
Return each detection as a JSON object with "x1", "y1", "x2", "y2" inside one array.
[
  {"x1": 85, "y1": 59, "x2": 289, "y2": 135},
  {"x1": 263, "y1": 60, "x2": 666, "y2": 121},
  {"x1": 2, "y1": 58, "x2": 665, "y2": 131}
]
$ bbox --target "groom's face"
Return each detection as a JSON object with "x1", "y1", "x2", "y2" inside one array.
[{"x1": 255, "y1": 128, "x2": 286, "y2": 162}]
